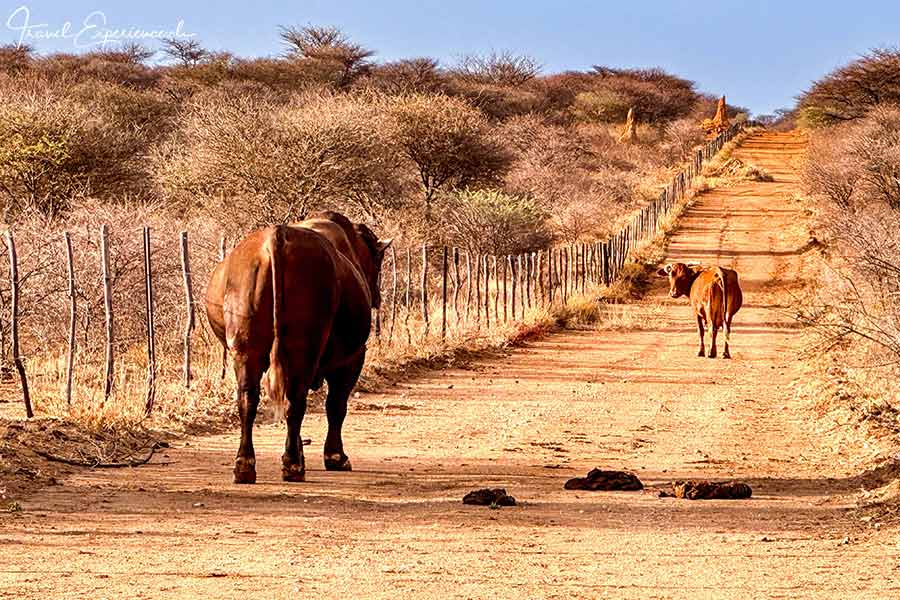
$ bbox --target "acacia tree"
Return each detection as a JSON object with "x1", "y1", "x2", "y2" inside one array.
[
  {"x1": 799, "y1": 49, "x2": 900, "y2": 125},
  {"x1": 452, "y1": 51, "x2": 540, "y2": 87},
  {"x1": 386, "y1": 94, "x2": 511, "y2": 225},
  {"x1": 161, "y1": 38, "x2": 209, "y2": 67},
  {"x1": 279, "y1": 25, "x2": 374, "y2": 88}
]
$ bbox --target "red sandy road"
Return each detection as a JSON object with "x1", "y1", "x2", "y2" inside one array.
[{"x1": 2, "y1": 131, "x2": 899, "y2": 599}]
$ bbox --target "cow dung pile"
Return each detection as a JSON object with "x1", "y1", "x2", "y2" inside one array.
[
  {"x1": 660, "y1": 480, "x2": 752, "y2": 500},
  {"x1": 462, "y1": 488, "x2": 517, "y2": 506},
  {"x1": 564, "y1": 469, "x2": 644, "y2": 491}
]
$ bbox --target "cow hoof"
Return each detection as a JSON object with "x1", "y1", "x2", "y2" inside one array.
[
  {"x1": 697, "y1": 350, "x2": 705, "y2": 357},
  {"x1": 723, "y1": 352, "x2": 731, "y2": 359},
  {"x1": 324, "y1": 453, "x2": 352, "y2": 471},
  {"x1": 708, "y1": 352, "x2": 717, "y2": 359},
  {"x1": 233, "y1": 458, "x2": 257, "y2": 484},
  {"x1": 282, "y1": 463, "x2": 306, "y2": 482}
]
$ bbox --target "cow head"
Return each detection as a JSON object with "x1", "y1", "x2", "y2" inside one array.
[
  {"x1": 353, "y1": 223, "x2": 392, "y2": 309},
  {"x1": 656, "y1": 262, "x2": 702, "y2": 298},
  {"x1": 309, "y1": 211, "x2": 392, "y2": 309}
]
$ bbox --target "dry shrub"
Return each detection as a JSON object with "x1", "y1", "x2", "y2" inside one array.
[
  {"x1": 447, "y1": 80, "x2": 546, "y2": 120},
  {"x1": 602, "y1": 262, "x2": 653, "y2": 302},
  {"x1": 368, "y1": 58, "x2": 444, "y2": 95},
  {"x1": 451, "y1": 52, "x2": 540, "y2": 87},
  {"x1": 386, "y1": 94, "x2": 512, "y2": 220},
  {"x1": 0, "y1": 76, "x2": 159, "y2": 218},
  {"x1": 661, "y1": 117, "x2": 705, "y2": 161},
  {"x1": 805, "y1": 105, "x2": 900, "y2": 211},
  {"x1": 575, "y1": 67, "x2": 698, "y2": 125},
  {"x1": 439, "y1": 189, "x2": 551, "y2": 255},
  {"x1": 800, "y1": 102, "x2": 900, "y2": 417},
  {"x1": 803, "y1": 205, "x2": 900, "y2": 360},
  {"x1": 804, "y1": 124, "x2": 859, "y2": 208},
  {"x1": 28, "y1": 50, "x2": 159, "y2": 89},
  {"x1": 156, "y1": 89, "x2": 406, "y2": 227},
  {"x1": 0, "y1": 44, "x2": 33, "y2": 75},
  {"x1": 572, "y1": 88, "x2": 630, "y2": 123}
]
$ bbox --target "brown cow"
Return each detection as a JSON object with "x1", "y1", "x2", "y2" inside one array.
[
  {"x1": 656, "y1": 263, "x2": 743, "y2": 359},
  {"x1": 206, "y1": 212, "x2": 391, "y2": 484}
]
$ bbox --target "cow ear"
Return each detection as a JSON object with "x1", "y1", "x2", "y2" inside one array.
[
  {"x1": 377, "y1": 238, "x2": 393, "y2": 254},
  {"x1": 656, "y1": 264, "x2": 672, "y2": 277}
]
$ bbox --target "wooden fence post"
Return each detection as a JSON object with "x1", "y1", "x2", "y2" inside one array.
[
  {"x1": 63, "y1": 232, "x2": 76, "y2": 406},
  {"x1": 547, "y1": 248, "x2": 559, "y2": 306},
  {"x1": 441, "y1": 246, "x2": 448, "y2": 340},
  {"x1": 510, "y1": 254, "x2": 517, "y2": 318},
  {"x1": 100, "y1": 225, "x2": 115, "y2": 404},
  {"x1": 179, "y1": 231, "x2": 195, "y2": 389},
  {"x1": 421, "y1": 244, "x2": 429, "y2": 337},
  {"x1": 492, "y1": 255, "x2": 499, "y2": 322},
  {"x1": 6, "y1": 231, "x2": 32, "y2": 418},
  {"x1": 517, "y1": 254, "x2": 525, "y2": 318},
  {"x1": 453, "y1": 248, "x2": 460, "y2": 326},
  {"x1": 525, "y1": 253, "x2": 532, "y2": 309},
  {"x1": 405, "y1": 248, "x2": 412, "y2": 344},
  {"x1": 502, "y1": 255, "x2": 509, "y2": 321},
  {"x1": 374, "y1": 279, "x2": 381, "y2": 344},
  {"x1": 483, "y1": 255, "x2": 490, "y2": 328},
  {"x1": 464, "y1": 251, "x2": 472, "y2": 324},
  {"x1": 143, "y1": 227, "x2": 157, "y2": 414},
  {"x1": 389, "y1": 246, "x2": 398, "y2": 343},
  {"x1": 580, "y1": 244, "x2": 586, "y2": 294},
  {"x1": 536, "y1": 250, "x2": 544, "y2": 306},
  {"x1": 474, "y1": 253, "x2": 481, "y2": 324},
  {"x1": 602, "y1": 242, "x2": 609, "y2": 286}
]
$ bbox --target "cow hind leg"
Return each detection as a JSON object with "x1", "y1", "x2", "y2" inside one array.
[
  {"x1": 282, "y1": 376, "x2": 309, "y2": 482},
  {"x1": 708, "y1": 322, "x2": 719, "y2": 359},
  {"x1": 696, "y1": 315, "x2": 706, "y2": 357},
  {"x1": 233, "y1": 354, "x2": 266, "y2": 484},
  {"x1": 323, "y1": 353, "x2": 365, "y2": 471},
  {"x1": 723, "y1": 314, "x2": 733, "y2": 359}
]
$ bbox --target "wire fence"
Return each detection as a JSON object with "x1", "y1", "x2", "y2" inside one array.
[{"x1": 0, "y1": 123, "x2": 743, "y2": 418}]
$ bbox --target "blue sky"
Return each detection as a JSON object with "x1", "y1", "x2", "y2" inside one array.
[{"x1": 4, "y1": 1, "x2": 899, "y2": 115}]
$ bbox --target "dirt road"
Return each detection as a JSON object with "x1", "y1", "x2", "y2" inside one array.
[{"x1": 3, "y1": 132, "x2": 899, "y2": 599}]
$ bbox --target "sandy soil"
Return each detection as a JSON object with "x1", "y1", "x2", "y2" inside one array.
[{"x1": 2, "y1": 132, "x2": 899, "y2": 599}]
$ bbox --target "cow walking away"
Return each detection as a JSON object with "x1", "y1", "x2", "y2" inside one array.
[
  {"x1": 206, "y1": 212, "x2": 391, "y2": 484},
  {"x1": 657, "y1": 263, "x2": 743, "y2": 359}
]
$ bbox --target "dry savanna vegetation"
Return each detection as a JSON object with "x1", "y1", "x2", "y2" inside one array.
[
  {"x1": 0, "y1": 27, "x2": 743, "y2": 428},
  {"x1": 799, "y1": 47, "x2": 900, "y2": 439}
]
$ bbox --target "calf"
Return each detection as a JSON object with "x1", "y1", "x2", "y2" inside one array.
[{"x1": 657, "y1": 263, "x2": 743, "y2": 358}]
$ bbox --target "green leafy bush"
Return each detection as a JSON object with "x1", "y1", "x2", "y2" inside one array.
[{"x1": 439, "y1": 188, "x2": 551, "y2": 255}]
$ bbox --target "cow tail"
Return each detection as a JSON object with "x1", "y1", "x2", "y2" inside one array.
[
  {"x1": 267, "y1": 226, "x2": 288, "y2": 421},
  {"x1": 715, "y1": 267, "x2": 728, "y2": 342}
]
